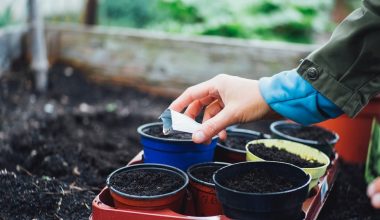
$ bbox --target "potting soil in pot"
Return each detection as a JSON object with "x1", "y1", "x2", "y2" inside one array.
[
  {"x1": 144, "y1": 124, "x2": 192, "y2": 139},
  {"x1": 276, "y1": 124, "x2": 335, "y2": 143},
  {"x1": 221, "y1": 168, "x2": 296, "y2": 193},
  {"x1": 1, "y1": 63, "x2": 379, "y2": 219},
  {"x1": 109, "y1": 169, "x2": 184, "y2": 196},
  {"x1": 221, "y1": 135, "x2": 257, "y2": 151},
  {"x1": 248, "y1": 143, "x2": 324, "y2": 168},
  {"x1": 190, "y1": 165, "x2": 224, "y2": 184}
]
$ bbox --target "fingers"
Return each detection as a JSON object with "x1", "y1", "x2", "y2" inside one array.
[
  {"x1": 371, "y1": 194, "x2": 380, "y2": 209},
  {"x1": 184, "y1": 96, "x2": 215, "y2": 119},
  {"x1": 202, "y1": 99, "x2": 224, "y2": 122},
  {"x1": 193, "y1": 108, "x2": 233, "y2": 143},
  {"x1": 368, "y1": 177, "x2": 380, "y2": 208},
  {"x1": 169, "y1": 81, "x2": 218, "y2": 113}
]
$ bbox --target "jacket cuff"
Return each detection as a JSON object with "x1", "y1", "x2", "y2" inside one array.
[
  {"x1": 259, "y1": 69, "x2": 343, "y2": 125},
  {"x1": 297, "y1": 59, "x2": 362, "y2": 117}
]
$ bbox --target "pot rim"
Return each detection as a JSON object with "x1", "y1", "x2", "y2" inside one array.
[
  {"x1": 138, "y1": 122, "x2": 218, "y2": 143},
  {"x1": 187, "y1": 162, "x2": 230, "y2": 187},
  {"x1": 217, "y1": 128, "x2": 267, "y2": 154},
  {"x1": 107, "y1": 163, "x2": 189, "y2": 200},
  {"x1": 245, "y1": 139, "x2": 330, "y2": 171},
  {"x1": 270, "y1": 120, "x2": 339, "y2": 145},
  {"x1": 213, "y1": 161, "x2": 311, "y2": 196}
]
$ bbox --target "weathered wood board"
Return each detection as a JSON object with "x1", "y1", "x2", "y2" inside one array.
[{"x1": 44, "y1": 24, "x2": 317, "y2": 96}]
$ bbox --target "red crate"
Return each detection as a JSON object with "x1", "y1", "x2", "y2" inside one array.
[{"x1": 91, "y1": 151, "x2": 339, "y2": 220}]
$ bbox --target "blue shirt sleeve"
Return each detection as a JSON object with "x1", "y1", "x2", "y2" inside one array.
[{"x1": 259, "y1": 69, "x2": 343, "y2": 125}]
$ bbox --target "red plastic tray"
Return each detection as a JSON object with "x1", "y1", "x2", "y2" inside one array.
[{"x1": 91, "y1": 151, "x2": 339, "y2": 220}]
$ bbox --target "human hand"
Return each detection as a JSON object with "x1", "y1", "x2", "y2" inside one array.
[
  {"x1": 169, "y1": 74, "x2": 276, "y2": 143},
  {"x1": 367, "y1": 177, "x2": 380, "y2": 208}
]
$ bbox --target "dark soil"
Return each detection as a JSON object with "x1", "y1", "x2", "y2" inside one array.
[
  {"x1": 276, "y1": 124, "x2": 336, "y2": 143},
  {"x1": 220, "y1": 134, "x2": 261, "y2": 151},
  {"x1": 248, "y1": 143, "x2": 324, "y2": 168},
  {"x1": 0, "y1": 170, "x2": 93, "y2": 219},
  {"x1": 317, "y1": 161, "x2": 380, "y2": 220},
  {"x1": 109, "y1": 169, "x2": 184, "y2": 196},
  {"x1": 190, "y1": 164, "x2": 226, "y2": 184},
  {"x1": 144, "y1": 124, "x2": 192, "y2": 139},
  {"x1": 221, "y1": 168, "x2": 296, "y2": 193},
  {"x1": 237, "y1": 119, "x2": 280, "y2": 136},
  {"x1": 0, "y1": 62, "x2": 379, "y2": 219},
  {"x1": 0, "y1": 62, "x2": 170, "y2": 219}
]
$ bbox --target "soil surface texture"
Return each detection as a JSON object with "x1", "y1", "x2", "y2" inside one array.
[
  {"x1": 276, "y1": 124, "x2": 336, "y2": 143},
  {"x1": 144, "y1": 124, "x2": 192, "y2": 139},
  {"x1": 221, "y1": 168, "x2": 296, "y2": 193},
  {"x1": 0, "y1": 62, "x2": 379, "y2": 219},
  {"x1": 0, "y1": 63, "x2": 169, "y2": 219},
  {"x1": 248, "y1": 143, "x2": 324, "y2": 168},
  {"x1": 190, "y1": 164, "x2": 226, "y2": 184},
  {"x1": 318, "y1": 161, "x2": 380, "y2": 220},
  {"x1": 220, "y1": 134, "x2": 261, "y2": 151},
  {"x1": 109, "y1": 169, "x2": 184, "y2": 196}
]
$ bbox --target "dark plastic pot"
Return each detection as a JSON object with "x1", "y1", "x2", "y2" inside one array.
[
  {"x1": 214, "y1": 128, "x2": 265, "y2": 163},
  {"x1": 138, "y1": 122, "x2": 218, "y2": 171},
  {"x1": 107, "y1": 163, "x2": 189, "y2": 211},
  {"x1": 214, "y1": 161, "x2": 311, "y2": 220},
  {"x1": 270, "y1": 120, "x2": 339, "y2": 157},
  {"x1": 187, "y1": 162, "x2": 230, "y2": 216}
]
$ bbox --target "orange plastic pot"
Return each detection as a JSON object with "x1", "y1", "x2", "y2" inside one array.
[
  {"x1": 317, "y1": 96, "x2": 380, "y2": 163},
  {"x1": 107, "y1": 164, "x2": 189, "y2": 211},
  {"x1": 187, "y1": 162, "x2": 229, "y2": 216}
]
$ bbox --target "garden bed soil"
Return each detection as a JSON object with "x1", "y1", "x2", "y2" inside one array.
[
  {"x1": 190, "y1": 164, "x2": 225, "y2": 184},
  {"x1": 109, "y1": 169, "x2": 184, "y2": 196},
  {"x1": 276, "y1": 124, "x2": 335, "y2": 143},
  {"x1": 220, "y1": 135, "x2": 259, "y2": 151},
  {"x1": 144, "y1": 124, "x2": 192, "y2": 139},
  {"x1": 221, "y1": 168, "x2": 296, "y2": 193},
  {"x1": 248, "y1": 143, "x2": 324, "y2": 168},
  {"x1": 0, "y1": 62, "x2": 169, "y2": 219},
  {"x1": 0, "y1": 62, "x2": 379, "y2": 219}
]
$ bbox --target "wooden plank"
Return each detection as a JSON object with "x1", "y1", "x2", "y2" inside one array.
[{"x1": 44, "y1": 24, "x2": 317, "y2": 92}]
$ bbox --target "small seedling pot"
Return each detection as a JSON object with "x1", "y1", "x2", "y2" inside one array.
[
  {"x1": 214, "y1": 161, "x2": 311, "y2": 220},
  {"x1": 215, "y1": 128, "x2": 265, "y2": 163},
  {"x1": 187, "y1": 162, "x2": 230, "y2": 216},
  {"x1": 270, "y1": 120, "x2": 339, "y2": 157},
  {"x1": 246, "y1": 139, "x2": 330, "y2": 190},
  {"x1": 107, "y1": 163, "x2": 189, "y2": 211},
  {"x1": 138, "y1": 122, "x2": 218, "y2": 171}
]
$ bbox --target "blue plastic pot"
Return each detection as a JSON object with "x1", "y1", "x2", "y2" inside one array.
[{"x1": 137, "y1": 122, "x2": 218, "y2": 171}]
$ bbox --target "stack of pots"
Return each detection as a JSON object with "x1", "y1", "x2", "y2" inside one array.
[{"x1": 105, "y1": 120, "x2": 334, "y2": 219}]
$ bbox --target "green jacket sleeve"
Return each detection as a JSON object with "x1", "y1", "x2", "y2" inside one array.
[{"x1": 297, "y1": 0, "x2": 380, "y2": 117}]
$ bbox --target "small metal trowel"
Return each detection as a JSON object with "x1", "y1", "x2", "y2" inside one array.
[{"x1": 159, "y1": 109, "x2": 201, "y2": 135}]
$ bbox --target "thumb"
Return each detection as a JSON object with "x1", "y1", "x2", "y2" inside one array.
[{"x1": 193, "y1": 108, "x2": 233, "y2": 143}]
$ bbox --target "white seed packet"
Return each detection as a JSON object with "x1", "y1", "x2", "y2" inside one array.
[{"x1": 159, "y1": 109, "x2": 201, "y2": 135}]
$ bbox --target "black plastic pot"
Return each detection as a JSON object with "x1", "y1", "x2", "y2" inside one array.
[
  {"x1": 214, "y1": 128, "x2": 266, "y2": 163},
  {"x1": 270, "y1": 120, "x2": 339, "y2": 157},
  {"x1": 213, "y1": 161, "x2": 311, "y2": 220}
]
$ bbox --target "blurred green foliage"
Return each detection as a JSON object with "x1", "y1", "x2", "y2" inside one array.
[
  {"x1": 365, "y1": 119, "x2": 380, "y2": 184},
  {"x1": 98, "y1": 0, "x2": 335, "y2": 43},
  {"x1": 0, "y1": 7, "x2": 12, "y2": 28}
]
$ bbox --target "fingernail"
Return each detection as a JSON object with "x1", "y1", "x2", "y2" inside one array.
[
  {"x1": 371, "y1": 193, "x2": 380, "y2": 208},
  {"x1": 368, "y1": 183, "x2": 376, "y2": 197},
  {"x1": 193, "y1": 131, "x2": 205, "y2": 143}
]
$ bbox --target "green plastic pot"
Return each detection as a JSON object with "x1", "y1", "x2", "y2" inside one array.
[{"x1": 246, "y1": 139, "x2": 329, "y2": 190}]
